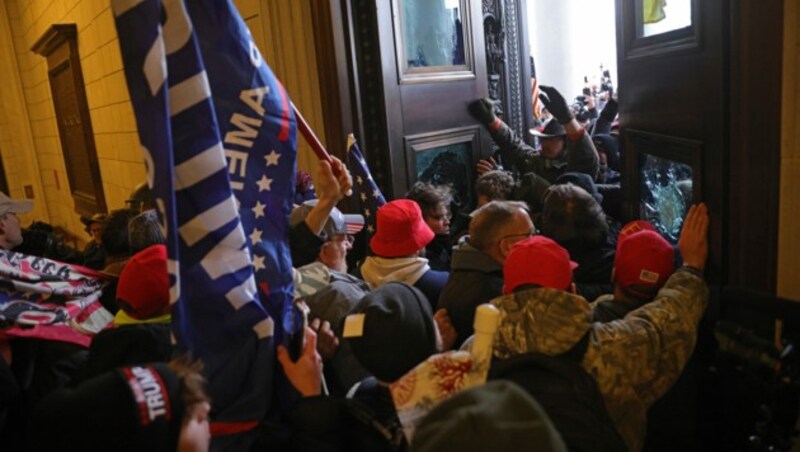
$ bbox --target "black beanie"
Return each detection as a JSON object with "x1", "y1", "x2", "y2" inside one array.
[
  {"x1": 410, "y1": 380, "x2": 567, "y2": 452},
  {"x1": 33, "y1": 363, "x2": 185, "y2": 452},
  {"x1": 345, "y1": 282, "x2": 437, "y2": 382},
  {"x1": 555, "y1": 171, "x2": 603, "y2": 204}
]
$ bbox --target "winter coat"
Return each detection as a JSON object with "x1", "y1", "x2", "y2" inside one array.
[
  {"x1": 437, "y1": 241, "x2": 503, "y2": 347},
  {"x1": 491, "y1": 267, "x2": 708, "y2": 452},
  {"x1": 491, "y1": 121, "x2": 600, "y2": 183}
]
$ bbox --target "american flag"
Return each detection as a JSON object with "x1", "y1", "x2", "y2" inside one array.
[
  {"x1": 113, "y1": 0, "x2": 296, "y2": 447},
  {"x1": 346, "y1": 134, "x2": 386, "y2": 238}
]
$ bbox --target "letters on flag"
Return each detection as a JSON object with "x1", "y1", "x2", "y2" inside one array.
[
  {"x1": 346, "y1": 134, "x2": 386, "y2": 238},
  {"x1": 113, "y1": 0, "x2": 297, "y2": 446},
  {"x1": 0, "y1": 249, "x2": 111, "y2": 347}
]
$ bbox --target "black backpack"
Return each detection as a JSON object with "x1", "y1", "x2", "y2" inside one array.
[
  {"x1": 345, "y1": 376, "x2": 407, "y2": 452},
  {"x1": 489, "y1": 332, "x2": 629, "y2": 452}
]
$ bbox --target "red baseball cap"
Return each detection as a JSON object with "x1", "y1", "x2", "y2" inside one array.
[
  {"x1": 503, "y1": 236, "x2": 578, "y2": 294},
  {"x1": 116, "y1": 244, "x2": 170, "y2": 320},
  {"x1": 614, "y1": 230, "x2": 675, "y2": 298},
  {"x1": 617, "y1": 220, "x2": 657, "y2": 246},
  {"x1": 370, "y1": 199, "x2": 435, "y2": 257}
]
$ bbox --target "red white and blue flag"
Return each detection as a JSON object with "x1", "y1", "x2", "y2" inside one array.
[
  {"x1": 113, "y1": 0, "x2": 297, "y2": 447},
  {"x1": 347, "y1": 134, "x2": 386, "y2": 238},
  {"x1": 0, "y1": 250, "x2": 111, "y2": 347}
]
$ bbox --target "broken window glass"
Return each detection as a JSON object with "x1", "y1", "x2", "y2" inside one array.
[{"x1": 640, "y1": 153, "x2": 693, "y2": 243}]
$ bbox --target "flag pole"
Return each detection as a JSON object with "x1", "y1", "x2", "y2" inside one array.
[{"x1": 291, "y1": 102, "x2": 352, "y2": 195}]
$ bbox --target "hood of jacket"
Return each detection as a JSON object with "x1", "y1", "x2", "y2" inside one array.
[
  {"x1": 491, "y1": 287, "x2": 593, "y2": 359},
  {"x1": 361, "y1": 256, "x2": 430, "y2": 289},
  {"x1": 450, "y1": 240, "x2": 502, "y2": 274}
]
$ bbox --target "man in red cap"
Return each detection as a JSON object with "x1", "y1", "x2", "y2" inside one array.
[
  {"x1": 78, "y1": 244, "x2": 173, "y2": 381},
  {"x1": 360, "y1": 199, "x2": 449, "y2": 309},
  {"x1": 492, "y1": 204, "x2": 711, "y2": 452},
  {"x1": 591, "y1": 220, "x2": 676, "y2": 323}
]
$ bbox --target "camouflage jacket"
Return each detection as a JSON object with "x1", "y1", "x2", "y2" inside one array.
[
  {"x1": 491, "y1": 267, "x2": 708, "y2": 452},
  {"x1": 491, "y1": 121, "x2": 600, "y2": 183}
]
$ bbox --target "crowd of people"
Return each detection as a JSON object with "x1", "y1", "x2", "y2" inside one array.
[{"x1": 0, "y1": 84, "x2": 711, "y2": 451}]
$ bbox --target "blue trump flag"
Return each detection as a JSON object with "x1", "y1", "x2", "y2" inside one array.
[
  {"x1": 346, "y1": 134, "x2": 386, "y2": 238},
  {"x1": 113, "y1": 0, "x2": 297, "y2": 446}
]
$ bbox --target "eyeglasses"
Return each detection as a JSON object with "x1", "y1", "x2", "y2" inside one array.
[{"x1": 330, "y1": 234, "x2": 355, "y2": 245}]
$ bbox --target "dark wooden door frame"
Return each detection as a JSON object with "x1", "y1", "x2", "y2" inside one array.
[{"x1": 616, "y1": 0, "x2": 783, "y2": 291}]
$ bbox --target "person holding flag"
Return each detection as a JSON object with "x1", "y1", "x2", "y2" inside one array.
[
  {"x1": 112, "y1": 0, "x2": 322, "y2": 447},
  {"x1": 289, "y1": 158, "x2": 361, "y2": 274}
]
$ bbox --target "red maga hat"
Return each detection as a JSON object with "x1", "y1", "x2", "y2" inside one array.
[{"x1": 503, "y1": 235, "x2": 578, "y2": 294}]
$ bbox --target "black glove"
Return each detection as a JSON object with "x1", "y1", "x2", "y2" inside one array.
[
  {"x1": 600, "y1": 97, "x2": 618, "y2": 122},
  {"x1": 539, "y1": 86, "x2": 573, "y2": 124},
  {"x1": 468, "y1": 98, "x2": 497, "y2": 125}
]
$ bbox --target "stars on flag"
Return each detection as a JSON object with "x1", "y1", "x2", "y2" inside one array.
[
  {"x1": 249, "y1": 228, "x2": 263, "y2": 244},
  {"x1": 253, "y1": 254, "x2": 265, "y2": 271},
  {"x1": 252, "y1": 201, "x2": 266, "y2": 218},
  {"x1": 256, "y1": 175, "x2": 273, "y2": 192},
  {"x1": 264, "y1": 150, "x2": 281, "y2": 166}
]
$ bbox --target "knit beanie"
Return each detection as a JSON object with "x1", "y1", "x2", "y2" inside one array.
[
  {"x1": 410, "y1": 380, "x2": 567, "y2": 452},
  {"x1": 128, "y1": 209, "x2": 165, "y2": 254},
  {"x1": 344, "y1": 282, "x2": 437, "y2": 382},
  {"x1": 116, "y1": 244, "x2": 170, "y2": 322},
  {"x1": 34, "y1": 363, "x2": 185, "y2": 452},
  {"x1": 554, "y1": 172, "x2": 603, "y2": 205}
]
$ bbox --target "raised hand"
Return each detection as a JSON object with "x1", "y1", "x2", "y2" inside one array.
[
  {"x1": 476, "y1": 156, "x2": 500, "y2": 176},
  {"x1": 468, "y1": 98, "x2": 497, "y2": 126},
  {"x1": 539, "y1": 85, "x2": 573, "y2": 124},
  {"x1": 678, "y1": 203, "x2": 710, "y2": 271}
]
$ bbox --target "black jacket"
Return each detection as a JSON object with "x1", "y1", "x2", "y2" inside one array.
[
  {"x1": 437, "y1": 240, "x2": 503, "y2": 347},
  {"x1": 76, "y1": 323, "x2": 172, "y2": 383},
  {"x1": 490, "y1": 120, "x2": 600, "y2": 183},
  {"x1": 289, "y1": 378, "x2": 406, "y2": 452}
]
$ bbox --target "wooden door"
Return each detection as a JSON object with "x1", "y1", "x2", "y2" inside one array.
[
  {"x1": 349, "y1": 0, "x2": 493, "y2": 230},
  {"x1": 615, "y1": 0, "x2": 783, "y2": 288}
]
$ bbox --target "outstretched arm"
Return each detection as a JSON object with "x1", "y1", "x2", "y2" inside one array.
[
  {"x1": 304, "y1": 158, "x2": 353, "y2": 236},
  {"x1": 468, "y1": 98, "x2": 538, "y2": 176}
]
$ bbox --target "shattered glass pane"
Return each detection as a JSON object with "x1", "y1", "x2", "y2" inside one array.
[{"x1": 640, "y1": 153, "x2": 693, "y2": 243}]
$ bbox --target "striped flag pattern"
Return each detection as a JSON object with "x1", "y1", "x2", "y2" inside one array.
[{"x1": 113, "y1": 0, "x2": 297, "y2": 447}]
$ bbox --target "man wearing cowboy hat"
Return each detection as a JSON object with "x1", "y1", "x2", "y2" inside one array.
[
  {"x1": 0, "y1": 191, "x2": 33, "y2": 251},
  {"x1": 468, "y1": 85, "x2": 600, "y2": 184}
]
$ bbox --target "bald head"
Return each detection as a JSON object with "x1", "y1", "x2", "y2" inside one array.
[{"x1": 469, "y1": 201, "x2": 534, "y2": 263}]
